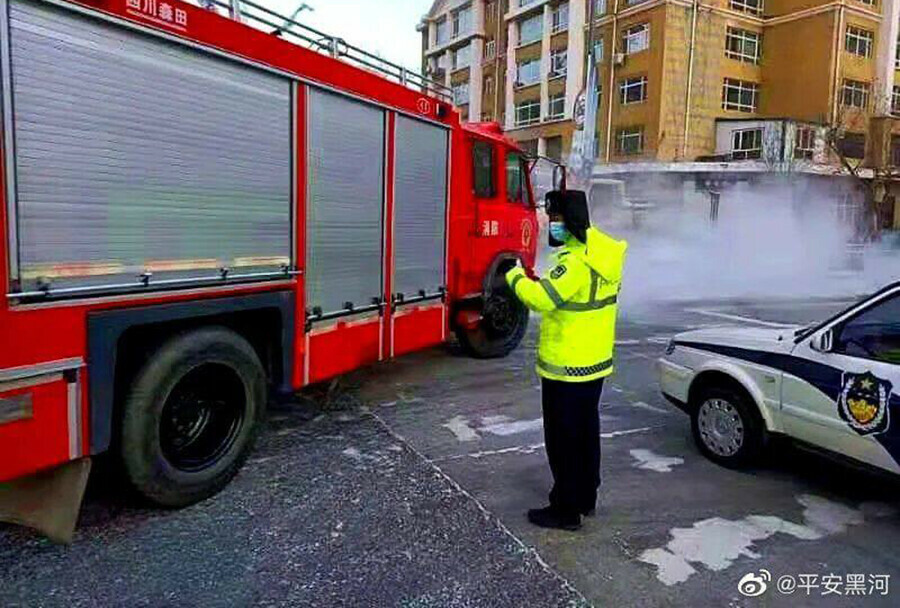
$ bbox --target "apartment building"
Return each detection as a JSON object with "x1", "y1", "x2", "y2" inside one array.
[
  {"x1": 420, "y1": 0, "x2": 585, "y2": 160},
  {"x1": 420, "y1": 0, "x2": 900, "y2": 174}
]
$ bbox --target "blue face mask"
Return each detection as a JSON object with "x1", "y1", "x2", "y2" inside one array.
[{"x1": 549, "y1": 221, "x2": 568, "y2": 243}]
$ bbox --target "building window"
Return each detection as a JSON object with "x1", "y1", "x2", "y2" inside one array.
[
  {"x1": 452, "y1": 82, "x2": 470, "y2": 106},
  {"x1": 485, "y1": 39, "x2": 496, "y2": 59},
  {"x1": 550, "y1": 48, "x2": 567, "y2": 78},
  {"x1": 546, "y1": 136, "x2": 563, "y2": 161},
  {"x1": 519, "y1": 13, "x2": 543, "y2": 46},
  {"x1": 548, "y1": 94, "x2": 566, "y2": 119},
  {"x1": 722, "y1": 78, "x2": 758, "y2": 112},
  {"x1": 593, "y1": 0, "x2": 607, "y2": 16},
  {"x1": 516, "y1": 58, "x2": 541, "y2": 86},
  {"x1": 593, "y1": 38, "x2": 604, "y2": 61},
  {"x1": 616, "y1": 126, "x2": 644, "y2": 155},
  {"x1": 452, "y1": 44, "x2": 472, "y2": 70},
  {"x1": 515, "y1": 99, "x2": 541, "y2": 126},
  {"x1": 896, "y1": 37, "x2": 900, "y2": 68},
  {"x1": 519, "y1": 0, "x2": 540, "y2": 7},
  {"x1": 893, "y1": 86, "x2": 900, "y2": 116},
  {"x1": 486, "y1": 1, "x2": 496, "y2": 19},
  {"x1": 730, "y1": 128, "x2": 762, "y2": 160},
  {"x1": 841, "y1": 79, "x2": 870, "y2": 108},
  {"x1": 892, "y1": 136, "x2": 900, "y2": 166},
  {"x1": 473, "y1": 141, "x2": 495, "y2": 198},
  {"x1": 794, "y1": 127, "x2": 816, "y2": 160},
  {"x1": 452, "y1": 5, "x2": 472, "y2": 38},
  {"x1": 845, "y1": 26, "x2": 874, "y2": 58},
  {"x1": 551, "y1": 2, "x2": 569, "y2": 33},
  {"x1": 436, "y1": 18, "x2": 448, "y2": 45},
  {"x1": 484, "y1": 75, "x2": 494, "y2": 97},
  {"x1": 730, "y1": 0, "x2": 762, "y2": 15},
  {"x1": 619, "y1": 75, "x2": 648, "y2": 105},
  {"x1": 725, "y1": 27, "x2": 761, "y2": 63},
  {"x1": 838, "y1": 132, "x2": 866, "y2": 160},
  {"x1": 622, "y1": 23, "x2": 650, "y2": 54},
  {"x1": 520, "y1": 140, "x2": 539, "y2": 156}
]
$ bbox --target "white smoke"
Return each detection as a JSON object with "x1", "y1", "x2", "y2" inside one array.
[{"x1": 533, "y1": 173, "x2": 899, "y2": 305}]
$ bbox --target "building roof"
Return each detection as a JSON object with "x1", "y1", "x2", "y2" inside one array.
[{"x1": 422, "y1": 0, "x2": 450, "y2": 21}]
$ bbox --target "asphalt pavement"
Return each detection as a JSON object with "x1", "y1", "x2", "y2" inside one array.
[{"x1": 2, "y1": 296, "x2": 900, "y2": 607}]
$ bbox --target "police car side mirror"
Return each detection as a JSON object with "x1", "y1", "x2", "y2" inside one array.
[{"x1": 810, "y1": 329, "x2": 834, "y2": 353}]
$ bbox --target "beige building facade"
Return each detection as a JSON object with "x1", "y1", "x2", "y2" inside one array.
[{"x1": 420, "y1": 0, "x2": 900, "y2": 170}]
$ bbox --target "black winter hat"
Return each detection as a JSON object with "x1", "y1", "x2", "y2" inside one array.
[{"x1": 545, "y1": 190, "x2": 590, "y2": 245}]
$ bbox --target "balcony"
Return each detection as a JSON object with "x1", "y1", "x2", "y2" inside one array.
[{"x1": 505, "y1": 0, "x2": 548, "y2": 21}]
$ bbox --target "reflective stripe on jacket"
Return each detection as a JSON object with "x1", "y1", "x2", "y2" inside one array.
[{"x1": 505, "y1": 227, "x2": 628, "y2": 382}]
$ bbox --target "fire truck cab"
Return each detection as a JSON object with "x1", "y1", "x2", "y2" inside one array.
[{"x1": 0, "y1": 0, "x2": 540, "y2": 538}]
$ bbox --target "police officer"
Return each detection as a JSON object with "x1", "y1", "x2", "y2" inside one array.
[{"x1": 505, "y1": 190, "x2": 627, "y2": 531}]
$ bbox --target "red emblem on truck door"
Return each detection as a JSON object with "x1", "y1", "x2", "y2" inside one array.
[{"x1": 521, "y1": 220, "x2": 533, "y2": 249}]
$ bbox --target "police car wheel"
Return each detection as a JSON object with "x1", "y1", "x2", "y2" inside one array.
[{"x1": 691, "y1": 386, "x2": 763, "y2": 468}]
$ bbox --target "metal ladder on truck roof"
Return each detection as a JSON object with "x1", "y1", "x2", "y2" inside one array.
[{"x1": 206, "y1": 0, "x2": 453, "y2": 102}]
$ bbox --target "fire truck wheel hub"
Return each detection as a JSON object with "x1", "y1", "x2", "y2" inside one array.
[
  {"x1": 484, "y1": 294, "x2": 516, "y2": 335},
  {"x1": 159, "y1": 363, "x2": 246, "y2": 473}
]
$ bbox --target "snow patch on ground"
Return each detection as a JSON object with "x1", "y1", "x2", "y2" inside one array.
[
  {"x1": 638, "y1": 494, "x2": 895, "y2": 586},
  {"x1": 479, "y1": 416, "x2": 544, "y2": 436},
  {"x1": 629, "y1": 449, "x2": 684, "y2": 473},
  {"x1": 441, "y1": 415, "x2": 480, "y2": 442}
]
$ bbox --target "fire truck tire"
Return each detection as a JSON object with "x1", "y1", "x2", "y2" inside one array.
[
  {"x1": 119, "y1": 327, "x2": 266, "y2": 508},
  {"x1": 455, "y1": 296, "x2": 529, "y2": 359}
]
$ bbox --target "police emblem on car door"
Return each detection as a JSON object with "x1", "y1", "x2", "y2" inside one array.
[{"x1": 838, "y1": 371, "x2": 892, "y2": 435}]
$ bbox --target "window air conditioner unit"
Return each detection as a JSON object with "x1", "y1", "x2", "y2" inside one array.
[{"x1": 613, "y1": 52, "x2": 625, "y2": 66}]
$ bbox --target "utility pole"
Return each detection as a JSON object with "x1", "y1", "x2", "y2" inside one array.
[{"x1": 567, "y1": 0, "x2": 598, "y2": 187}]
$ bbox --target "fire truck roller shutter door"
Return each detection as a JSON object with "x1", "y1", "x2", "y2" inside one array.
[
  {"x1": 5, "y1": 0, "x2": 292, "y2": 293},
  {"x1": 392, "y1": 115, "x2": 448, "y2": 299},
  {"x1": 306, "y1": 89, "x2": 385, "y2": 315}
]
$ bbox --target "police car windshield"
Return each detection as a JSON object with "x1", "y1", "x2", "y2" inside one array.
[{"x1": 792, "y1": 282, "x2": 900, "y2": 344}]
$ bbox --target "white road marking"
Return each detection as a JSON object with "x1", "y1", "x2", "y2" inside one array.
[
  {"x1": 479, "y1": 416, "x2": 544, "y2": 436},
  {"x1": 432, "y1": 426, "x2": 657, "y2": 462},
  {"x1": 646, "y1": 336, "x2": 672, "y2": 344},
  {"x1": 441, "y1": 415, "x2": 479, "y2": 442},
  {"x1": 639, "y1": 494, "x2": 893, "y2": 585},
  {"x1": 685, "y1": 308, "x2": 794, "y2": 328},
  {"x1": 630, "y1": 449, "x2": 684, "y2": 473},
  {"x1": 616, "y1": 339, "x2": 642, "y2": 346},
  {"x1": 632, "y1": 401, "x2": 671, "y2": 415},
  {"x1": 601, "y1": 426, "x2": 654, "y2": 438},
  {"x1": 432, "y1": 442, "x2": 548, "y2": 462}
]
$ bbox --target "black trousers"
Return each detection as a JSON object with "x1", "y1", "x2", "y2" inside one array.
[{"x1": 541, "y1": 377, "x2": 604, "y2": 516}]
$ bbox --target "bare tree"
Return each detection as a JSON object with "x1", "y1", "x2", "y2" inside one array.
[{"x1": 822, "y1": 83, "x2": 897, "y2": 241}]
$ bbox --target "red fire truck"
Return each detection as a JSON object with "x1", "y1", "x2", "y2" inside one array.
[{"x1": 0, "y1": 0, "x2": 544, "y2": 534}]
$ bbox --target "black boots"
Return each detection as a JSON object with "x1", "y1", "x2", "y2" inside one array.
[{"x1": 527, "y1": 506, "x2": 582, "y2": 531}]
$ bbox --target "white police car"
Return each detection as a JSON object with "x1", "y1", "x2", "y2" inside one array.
[{"x1": 658, "y1": 282, "x2": 900, "y2": 473}]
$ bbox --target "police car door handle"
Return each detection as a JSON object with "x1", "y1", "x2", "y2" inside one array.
[{"x1": 763, "y1": 374, "x2": 776, "y2": 384}]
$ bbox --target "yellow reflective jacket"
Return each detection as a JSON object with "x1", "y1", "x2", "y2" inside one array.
[{"x1": 505, "y1": 227, "x2": 628, "y2": 382}]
